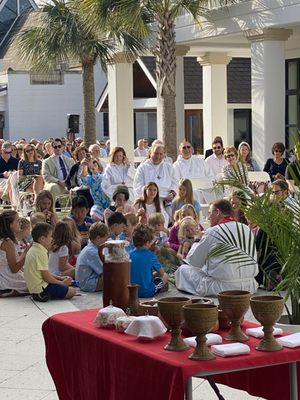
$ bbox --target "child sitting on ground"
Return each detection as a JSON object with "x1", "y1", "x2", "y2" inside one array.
[
  {"x1": 129, "y1": 224, "x2": 168, "y2": 298},
  {"x1": 30, "y1": 212, "x2": 46, "y2": 228},
  {"x1": 148, "y1": 213, "x2": 169, "y2": 249},
  {"x1": 16, "y1": 217, "x2": 31, "y2": 255},
  {"x1": 107, "y1": 212, "x2": 127, "y2": 240},
  {"x1": 61, "y1": 217, "x2": 82, "y2": 266},
  {"x1": 119, "y1": 213, "x2": 137, "y2": 252},
  {"x1": 24, "y1": 223, "x2": 76, "y2": 302},
  {"x1": 75, "y1": 222, "x2": 109, "y2": 292},
  {"x1": 34, "y1": 190, "x2": 58, "y2": 226},
  {"x1": 48, "y1": 221, "x2": 75, "y2": 278},
  {"x1": 177, "y1": 216, "x2": 201, "y2": 259},
  {"x1": 104, "y1": 185, "x2": 135, "y2": 224},
  {"x1": 71, "y1": 196, "x2": 93, "y2": 248}
]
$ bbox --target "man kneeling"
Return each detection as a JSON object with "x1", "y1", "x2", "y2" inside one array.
[{"x1": 175, "y1": 199, "x2": 258, "y2": 296}]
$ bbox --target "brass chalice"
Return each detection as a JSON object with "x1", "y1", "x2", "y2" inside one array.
[
  {"x1": 157, "y1": 297, "x2": 191, "y2": 351},
  {"x1": 218, "y1": 290, "x2": 251, "y2": 341},
  {"x1": 250, "y1": 295, "x2": 284, "y2": 352},
  {"x1": 183, "y1": 303, "x2": 218, "y2": 360}
]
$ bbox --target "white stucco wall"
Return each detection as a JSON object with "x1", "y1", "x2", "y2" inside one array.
[{"x1": 3, "y1": 64, "x2": 107, "y2": 143}]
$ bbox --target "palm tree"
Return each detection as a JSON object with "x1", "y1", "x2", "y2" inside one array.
[
  {"x1": 81, "y1": 0, "x2": 235, "y2": 159},
  {"x1": 16, "y1": 0, "x2": 144, "y2": 146}
]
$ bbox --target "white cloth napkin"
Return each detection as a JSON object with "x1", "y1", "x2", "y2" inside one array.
[
  {"x1": 183, "y1": 334, "x2": 222, "y2": 347},
  {"x1": 246, "y1": 327, "x2": 283, "y2": 338},
  {"x1": 125, "y1": 315, "x2": 167, "y2": 339},
  {"x1": 211, "y1": 343, "x2": 250, "y2": 357},
  {"x1": 277, "y1": 332, "x2": 300, "y2": 348}
]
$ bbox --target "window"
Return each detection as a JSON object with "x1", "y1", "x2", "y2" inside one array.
[
  {"x1": 30, "y1": 71, "x2": 64, "y2": 85},
  {"x1": 286, "y1": 59, "x2": 300, "y2": 149}
]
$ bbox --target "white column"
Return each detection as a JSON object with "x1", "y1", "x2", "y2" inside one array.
[
  {"x1": 246, "y1": 28, "x2": 292, "y2": 167},
  {"x1": 176, "y1": 45, "x2": 190, "y2": 146},
  {"x1": 197, "y1": 53, "x2": 232, "y2": 152},
  {"x1": 107, "y1": 52, "x2": 135, "y2": 160}
]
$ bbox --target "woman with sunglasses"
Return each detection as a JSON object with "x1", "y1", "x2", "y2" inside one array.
[
  {"x1": 263, "y1": 142, "x2": 289, "y2": 182},
  {"x1": 18, "y1": 143, "x2": 44, "y2": 198},
  {"x1": 222, "y1": 146, "x2": 249, "y2": 185}
]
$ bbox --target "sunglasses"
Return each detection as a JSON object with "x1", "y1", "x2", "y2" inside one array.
[
  {"x1": 26, "y1": 149, "x2": 34, "y2": 153},
  {"x1": 213, "y1": 146, "x2": 222, "y2": 150},
  {"x1": 53, "y1": 145, "x2": 62, "y2": 149},
  {"x1": 3, "y1": 151, "x2": 12, "y2": 154},
  {"x1": 182, "y1": 146, "x2": 191, "y2": 150},
  {"x1": 225, "y1": 154, "x2": 235, "y2": 159}
]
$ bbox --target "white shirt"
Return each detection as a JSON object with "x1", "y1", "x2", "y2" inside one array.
[
  {"x1": 54, "y1": 155, "x2": 69, "y2": 181},
  {"x1": 48, "y1": 245, "x2": 69, "y2": 276},
  {"x1": 101, "y1": 163, "x2": 136, "y2": 199},
  {"x1": 205, "y1": 154, "x2": 228, "y2": 177},
  {"x1": 134, "y1": 148, "x2": 148, "y2": 157},
  {"x1": 173, "y1": 155, "x2": 215, "y2": 182},
  {"x1": 133, "y1": 159, "x2": 177, "y2": 199},
  {"x1": 175, "y1": 221, "x2": 258, "y2": 296}
]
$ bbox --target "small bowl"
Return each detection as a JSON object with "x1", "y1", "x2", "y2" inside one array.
[{"x1": 138, "y1": 300, "x2": 158, "y2": 316}]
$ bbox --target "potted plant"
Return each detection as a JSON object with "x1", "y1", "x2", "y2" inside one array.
[{"x1": 210, "y1": 158, "x2": 300, "y2": 325}]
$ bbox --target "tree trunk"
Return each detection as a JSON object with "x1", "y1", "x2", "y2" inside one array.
[
  {"x1": 82, "y1": 61, "x2": 96, "y2": 147},
  {"x1": 156, "y1": 12, "x2": 177, "y2": 160}
]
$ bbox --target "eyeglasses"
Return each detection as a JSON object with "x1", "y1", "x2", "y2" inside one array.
[
  {"x1": 182, "y1": 146, "x2": 191, "y2": 150},
  {"x1": 53, "y1": 145, "x2": 62, "y2": 149},
  {"x1": 272, "y1": 190, "x2": 283, "y2": 195},
  {"x1": 213, "y1": 146, "x2": 222, "y2": 150},
  {"x1": 25, "y1": 149, "x2": 34, "y2": 153},
  {"x1": 273, "y1": 150, "x2": 282, "y2": 153},
  {"x1": 3, "y1": 151, "x2": 12, "y2": 154},
  {"x1": 225, "y1": 154, "x2": 235, "y2": 159}
]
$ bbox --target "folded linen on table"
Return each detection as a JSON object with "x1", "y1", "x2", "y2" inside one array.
[
  {"x1": 211, "y1": 343, "x2": 250, "y2": 357},
  {"x1": 277, "y1": 332, "x2": 300, "y2": 348},
  {"x1": 246, "y1": 327, "x2": 283, "y2": 338},
  {"x1": 183, "y1": 333, "x2": 222, "y2": 347}
]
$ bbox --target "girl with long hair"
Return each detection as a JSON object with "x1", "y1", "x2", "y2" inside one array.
[
  {"x1": 35, "y1": 190, "x2": 58, "y2": 226},
  {"x1": 171, "y1": 179, "x2": 201, "y2": 220},
  {"x1": 48, "y1": 221, "x2": 75, "y2": 278},
  {"x1": 0, "y1": 210, "x2": 29, "y2": 296},
  {"x1": 134, "y1": 182, "x2": 169, "y2": 227}
]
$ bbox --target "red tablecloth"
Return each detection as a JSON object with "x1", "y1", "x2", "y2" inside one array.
[{"x1": 42, "y1": 309, "x2": 300, "y2": 400}]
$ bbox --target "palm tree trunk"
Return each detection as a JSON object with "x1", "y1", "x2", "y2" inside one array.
[
  {"x1": 82, "y1": 61, "x2": 96, "y2": 147},
  {"x1": 156, "y1": 12, "x2": 177, "y2": 160}
]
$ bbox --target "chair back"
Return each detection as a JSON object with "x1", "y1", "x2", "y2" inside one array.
[
  {"x1": 248, "y1": 171, "x2": 270, "y2": 183},
  {"x1": 190, "y1": 177, "x2": 214, "y2": 190}
]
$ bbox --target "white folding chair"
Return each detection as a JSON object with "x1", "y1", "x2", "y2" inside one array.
[
  {"x1": 190, "y1": 178, "x2": 217, "y2": 204},
  {"x1": 248, "y1": 171, "x2": 271, "y2": 183}
]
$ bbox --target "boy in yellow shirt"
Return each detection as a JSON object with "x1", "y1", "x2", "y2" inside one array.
[{"x1": 24, "y1": 223, "x2": 76, "y2": 302}]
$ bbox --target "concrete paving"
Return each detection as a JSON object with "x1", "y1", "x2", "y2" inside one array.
[{"x1": 0, "y1": 286, "x2": 271, "y2": 400}]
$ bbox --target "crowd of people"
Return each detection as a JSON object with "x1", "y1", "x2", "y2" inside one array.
[{"x1": 0, "y1": 134, "x2": 298, "y2": 301}]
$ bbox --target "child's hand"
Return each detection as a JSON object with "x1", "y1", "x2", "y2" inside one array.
[{"x1": 62, "y1": 276, "x2": 72, "y2": 286}]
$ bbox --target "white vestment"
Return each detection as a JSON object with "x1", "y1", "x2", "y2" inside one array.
[
  {"x1": 173, "y1": 155, "x2": 216, "y2": 203},
  {"x1": 133, "y1": 159, "x2": 177, "y2": 199},
  {"x1": 101, "y1": 163, "x2": 136, "y2": 201},
  {"x1": 175, "y1": 221, "x2": 258, "y2": 296},
  {"x1": 134, "y1": 148, "x2": 148, "y2": 157}
]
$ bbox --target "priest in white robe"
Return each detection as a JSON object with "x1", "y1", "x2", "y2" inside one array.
[
  {"x1": 175, "y1": 200, "x2": 258, "y2": 296},
  {"x1": 133, "y1": 144, "x2": 177, "y2": 200},
  {"x1": 173, "y1": 141, "x2": 216, "y2": 203}
]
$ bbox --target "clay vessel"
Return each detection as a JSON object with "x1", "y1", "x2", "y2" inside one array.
[
  {"x1": 127, "y1": 284, "x2": 140, "y2": 316},
  {"x1": 157, "y1": 296, "x2": 191, "y2": 351},
  {"x1": 183, "y1": 303, "x2": 218, "y2": 360},
  {"x1": 250, "y1": 295, "x2": 284, "y2": 352},
  {"x1": 218, "y1": 290, "x2": 251, "y2": 341}
]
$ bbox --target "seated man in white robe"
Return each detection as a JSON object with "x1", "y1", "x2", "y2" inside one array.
[
  {"x1": 173, "y1": 141, "x2": 216, "y2": 203},
  {"x1": 133, "y1": 144, "x2": 177, "y2": 207},
  {"x1": 175, "y1": 199, "x2": 258, "y2": 296}
]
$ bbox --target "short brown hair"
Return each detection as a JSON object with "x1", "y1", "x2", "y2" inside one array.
[
  {"x1": 124, "y1": 213, "x2": 137, "y2": 226},
  {"x1": 211, "y1": 199, "x2": 233, "y2": 217},
  {"x1": 273, "y1": 179, "x2": 289, "y2": 191},
  {"x1": 132, "y1": 224, "x2": 154, "y2": 248},
  {"x1": 32, "y1": 223, "x2": 53, "y2": 242},
  {"x1": 88, "y1": 222, "x2": 109, "y2": 241},
  {"x1": 272, "y1": 142, "x2": 285, "y2": 154}
]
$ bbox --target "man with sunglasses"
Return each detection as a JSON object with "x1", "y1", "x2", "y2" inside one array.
[
  {"x1": 173, "y1": 141, "x2": 215, "y2": 205},
  {"x1": 0, "y1": 142, "x2": 19, "y2": 200},
  {"x1": 205, "y1": 137, "x2": 227, "y2": 177},
  {"x1": 42, "y1": 138, "x2": 74, "y2": 200}
]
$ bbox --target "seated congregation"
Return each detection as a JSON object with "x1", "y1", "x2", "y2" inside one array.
[{"x1": 0, "y1": 135, "x2": 297, "y2": 301}]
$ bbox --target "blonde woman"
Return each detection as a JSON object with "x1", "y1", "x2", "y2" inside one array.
[{"x1": 18, "y1": 143, "x2": 44, "y2": 197}]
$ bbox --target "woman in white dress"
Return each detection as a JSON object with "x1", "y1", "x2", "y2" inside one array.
[
  {"x1": 101, "y1": 146, "x2": 135, "y2": 201},
  {"x1": 0, "y1": 210, "x2": 29, "y2": 297}
]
